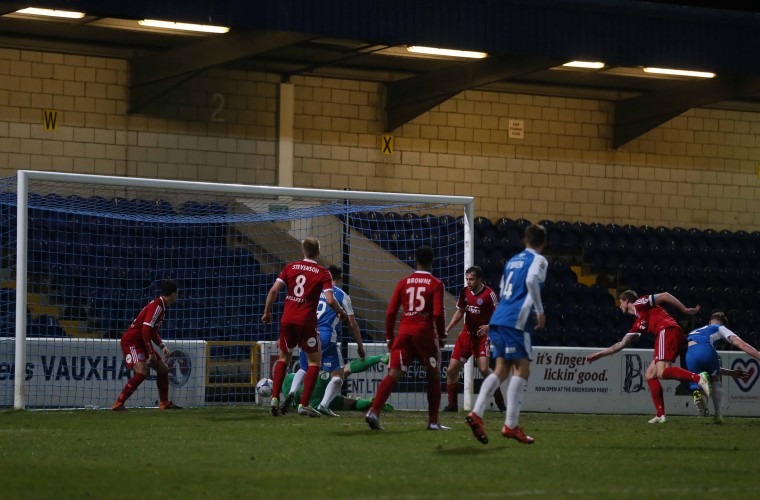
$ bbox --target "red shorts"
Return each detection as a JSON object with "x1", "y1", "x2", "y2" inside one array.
[
  {"x1": 120, "y1": 339, "x2": 148, "y2": 369},
  {"x1": 654, "y1": 326, "x2": 686, "y2": 363},
  {"x1": 389, "y1": 332, "x2": 441, "y2": 372},
  {"x1": 450, "y1": 329, "x2": 491, "y2": 362},
  {"x1": 279, "y1": 322, "x2": 321, "y2": 354}
]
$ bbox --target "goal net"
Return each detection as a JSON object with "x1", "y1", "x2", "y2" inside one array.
[{"x1": 1, "y1": 171, "x2": 473, "y2": 410}]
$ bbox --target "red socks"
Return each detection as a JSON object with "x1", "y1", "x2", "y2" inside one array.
[
  {"x1": 271, "y1": 360, "x2": 287, "y2": 400},
  {"x1": 156, "y1": 372, "x2": 169, "y2": 403},
  {"x1": 300, "y1": 365, "x2": 320, "y2": 406},
  {"x1": 117, "y1": 372, "x2": 147, "y2": 404},
  {"x1": 662, "y1": 366, "x2": 700, "y2": 383},
  {"x1": 427, "y1": 378, "x2": 441, "y2": 424},
  {"x1": 370, "y1": 375, "x2": 397, "y2": 414},
  {"x1": 446, "y1": 383, "x2": 458, "y2": 407},
  {"x1": 647, "y1": 378, "x2": 665, "y2": 417}
]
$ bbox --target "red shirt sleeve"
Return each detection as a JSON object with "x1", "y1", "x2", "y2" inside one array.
[
  {"x1": 385, "y1": 280, "x2": 403, "y2": 342},
  {"x1": 142, "y1": 325, "x2": 155, "y2": 353},
  {"x1": 151, "y1": 330, "x2": 163, "y2": 348},
  {"x1": 321, "y1": 268, "x2": 333, "y2": 291},
  {"x1": 434, "y1": 281, "x2": 446, "y2": 340}
]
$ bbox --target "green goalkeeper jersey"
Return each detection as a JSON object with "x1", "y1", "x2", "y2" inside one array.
[{"x1": 281, "y1": 371, "x2": 332, "y2": 408}]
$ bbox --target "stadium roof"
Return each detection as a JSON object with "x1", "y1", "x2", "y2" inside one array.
[{"x1": 1, "y1": 0, "x2": 759, "y2": 146}]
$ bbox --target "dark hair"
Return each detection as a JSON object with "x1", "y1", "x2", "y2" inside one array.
[
  {"x1": 524, "y1": 224, "x2": 547, "y2": 247},
  {"x1": 465, "y1": 266, "x2": 483, "y2": 279},
  {"x1": 328, "y1": 264, "x2": 342, "y2": 281},
  {"x1": 416, "y1": 245, "x2": 434, "y2": 267},
  {"x1": 710, "y1": 311, "x2": 728, "y2": 326},
  {"x1": 161, "y1": 279, "x2": 178, "y2": 296},
  {"x1": 620, "y1": 290, "x2": 638, "y2": 303}
]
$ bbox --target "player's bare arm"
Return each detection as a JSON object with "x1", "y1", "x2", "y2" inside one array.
[
  {"x1": 262, "y1": 281, "x2": 285, "y2": 324},
  {"x1": 349, "y1": 315, "x2": 365, "y2": 359},
  {"x1": 586, "y1": 333, "x2": 637, "y2": 362},
  {"x1": 534, "y1": 312, "x2": 546, "y2": 331},
  {"x1": 445, "y1": 308, "x2": 464, "y2": 336},
  {"x1": 654, "y1": 292, "x2": 700, "y2": 316}
]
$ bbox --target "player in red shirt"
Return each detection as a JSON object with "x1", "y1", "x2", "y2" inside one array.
[
  {"x1": 112, "y1": 280, "x2": 181, "y2": 411},
  {"x1": 586, "y1": 289, "x2": 712, "y2": 423},
  {"x1": 262, "y1": 237, "x2": 347, "y2": 417},
  {"x1": 442, "y1": 266, "x2": 505, "y2": 412},
  {"x1": 365, "y1": 245, "x2": 448, "y2": 431}
]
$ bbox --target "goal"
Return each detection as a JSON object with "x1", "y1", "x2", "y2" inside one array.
[{"x1": 1, "y1": 171, "x2": 474, "y2": 410}]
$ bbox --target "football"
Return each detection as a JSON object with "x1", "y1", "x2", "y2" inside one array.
[{"x1": 256, "y1": 378, "x2": 274, "y2": 398}]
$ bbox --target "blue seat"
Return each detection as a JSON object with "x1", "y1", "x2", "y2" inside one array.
[{"x1": 555, "y1": 220, "x2": 579, "y2": 252}]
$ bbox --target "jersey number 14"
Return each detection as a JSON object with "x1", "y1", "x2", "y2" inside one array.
[{"x1": 500, "y1": 271, "x2": 514, "y2": 300}]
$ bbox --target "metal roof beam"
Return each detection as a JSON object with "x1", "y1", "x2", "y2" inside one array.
[
  {"x1": 385, "y1": 55, "x2": 559, "y2": 132},
  {"x1": 129, "y1": 30, "x2": 313, "y2": 112},
  {"x1": 613, "y1": 75, "x2": 760, "y2": 147}
]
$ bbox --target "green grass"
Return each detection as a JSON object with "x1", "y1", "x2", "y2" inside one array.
[{"x1": 1, "y1": 407, "x2": 758, "y2": 499}]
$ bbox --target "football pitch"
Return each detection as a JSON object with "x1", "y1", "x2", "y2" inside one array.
[{"x1": 1, "y1": 407, "x2": 758, "y2": 499}]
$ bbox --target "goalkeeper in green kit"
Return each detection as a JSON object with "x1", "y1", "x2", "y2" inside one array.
[{"x1": 281, "y1": 353, "x2": 394, "y2": 413}]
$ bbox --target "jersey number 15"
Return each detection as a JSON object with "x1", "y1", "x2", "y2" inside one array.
[{"x1": 405, "y1": 287, "x2": 427, "y2": 312}]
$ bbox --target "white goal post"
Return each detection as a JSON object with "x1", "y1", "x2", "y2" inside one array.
[{"x1": 3, "y1": 170, "x2": 476, "y2": 410}]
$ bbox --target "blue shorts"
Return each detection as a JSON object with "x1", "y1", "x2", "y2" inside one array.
[
  {"x1": 489, "y1": 325, "x2": 532, "y2": 361},
  {"x1": 685, "y1": 344, "x2": 720, "y2": 391},
  {"x1": 298, "y1": 340, "x2": 343, "y2": 373}
]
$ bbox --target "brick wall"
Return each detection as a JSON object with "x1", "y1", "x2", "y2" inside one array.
[{"x1": 2, "y1": 47, "x2": 759, "y2": 230}]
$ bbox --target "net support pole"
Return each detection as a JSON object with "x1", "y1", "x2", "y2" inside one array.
[
  {"x1": 340, "y1": 194, "x2": 350, "y2": 396},
  {"x1": 14, "y1": 171, "x2": 29, "y2": 410},
  {"x1": 462, "y1": 206, "x2": 475, "y2": 411}
]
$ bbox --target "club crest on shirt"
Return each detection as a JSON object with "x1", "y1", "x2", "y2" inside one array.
[
  {"x1": 477, "y1": 298, "x2": 483, "y2": 305},
  {"x1": 429, "y1": 356, "x2": 437, "y2": 368}
]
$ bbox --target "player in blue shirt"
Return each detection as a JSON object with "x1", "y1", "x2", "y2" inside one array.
[
  {"x1": 280, "y1": 265, "x2": 366, "y2": 417},
  {"x1": 466, "y1": 224, "x2": 548, "y2": 445},
  {"x1": 685, "y1": 311, "x2": 756, "y2": 423}
]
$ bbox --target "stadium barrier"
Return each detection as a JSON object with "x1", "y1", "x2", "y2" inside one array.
[
  {"x1": 258, "y1": 343, "x2": 759, "y2": 417},
  {"x1": 0, "y1": 338, "x2": 206, "y2": 408},
  {"x1": 3, "y1": 338, "x2": 756, "y2": 415}
]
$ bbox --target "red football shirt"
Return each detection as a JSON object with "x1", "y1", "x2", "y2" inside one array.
[
  {"x1": 456, "y1": 284, "x2": 499, "y2": 335},
  {"x1": 121, "y1": 296, "x2": 166, "y2": 350},
  {"x1": 629, "y1": 294, "x2": 680, "y2": 336},
  {"x1": 276, "y1": 258, "x2": 333, "y2": 328},
  {"x1": 386, "y1": 270, "x2": 446, "y2": 341}
]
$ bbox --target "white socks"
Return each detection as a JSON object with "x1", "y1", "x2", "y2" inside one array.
[
  {"x1": 473, "y1": 373, "x2": 501, "y2": 416},
  {"x1": 712, "y1": 380, "x2": 723, "y2": 415},
  {"x1": 319, "y1": 376, "x2": 343, "y2": 408},
  {"x1": 289, "y1": 369, "x2": 306, "y2": 396},
  {"x1": 505, "y1": 375, "x2": 528, "y2": 428}
]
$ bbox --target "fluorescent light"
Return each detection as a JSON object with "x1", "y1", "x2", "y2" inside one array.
[
  {"x1": 643, "y1": 67, "x2": 715, "y2": 78},
  {"x1": 15, "y1": 7, "x2": 85, "y2": 19},
  {"x1": 138, "y1": 19, "x2": 229, "y2": 34},
  {"x1": 406, "y1": 46, "x2": 487, "y2": 59},
  {"x1": 563, "y1": 61, "x2": 605, "y2": 69}
]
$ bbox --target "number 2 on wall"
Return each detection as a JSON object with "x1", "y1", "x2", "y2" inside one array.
[{"x1": 210, "y1": 93, "x2": 225, "y2": 122}]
